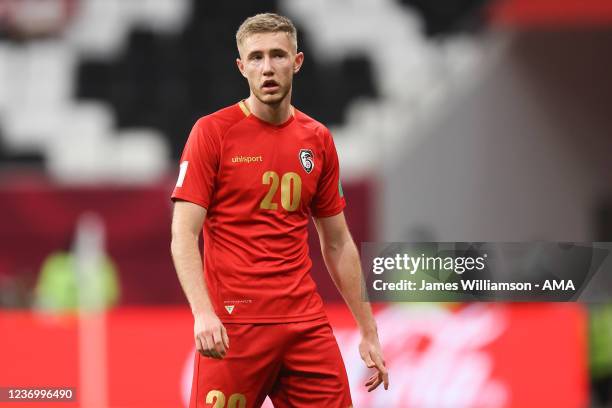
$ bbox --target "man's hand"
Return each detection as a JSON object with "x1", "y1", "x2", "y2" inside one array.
[
  {"x1": 359, "y1": 333, "x2": 389, "y2": 392},
  {"x1": 194, "y1": 311, "x2": 230, "y2": 359}
]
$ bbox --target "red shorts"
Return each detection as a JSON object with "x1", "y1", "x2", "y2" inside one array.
[{"x1": 189, "y1": 317, "x2": 353, "y2": 408}]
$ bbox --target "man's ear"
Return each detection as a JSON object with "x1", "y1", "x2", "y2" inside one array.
[
  {"x1": 236, "y1": 58, "x2": 247, "y2": 78},
  {"x1": 294, "y1": 52, "x2": 304, "y2": 74}
]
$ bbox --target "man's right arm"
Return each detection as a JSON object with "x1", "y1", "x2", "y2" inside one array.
[{"x1": 170, "y1": 200, "x2": 229, "y2": 359}]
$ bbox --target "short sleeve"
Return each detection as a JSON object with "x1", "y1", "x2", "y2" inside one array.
[
  {"x1": 310, "y1": 129, "x2": 346, "y2": 218},
  {"x1": 171, "y1": 118, "x2": 220, "y2": 209}
]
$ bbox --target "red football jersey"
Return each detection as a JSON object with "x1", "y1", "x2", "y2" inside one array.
[{"x1": 172, "y1": 101, "x2": 345, "y2": 323}]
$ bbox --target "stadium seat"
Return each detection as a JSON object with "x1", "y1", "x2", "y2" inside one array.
[{"x1": 0, "y1": 0, "x2": 484, "y2": 182}]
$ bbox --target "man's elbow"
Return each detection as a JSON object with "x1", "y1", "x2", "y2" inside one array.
[
  {"x1": 323, "y1": 235, "x2": 353, "y2": 254},
  {"x1": 170, "y1": 233, "x2": 181, "y2": 259},
  {"x1": 170, "y1": 228, "x2": 196, "y2": 257}
]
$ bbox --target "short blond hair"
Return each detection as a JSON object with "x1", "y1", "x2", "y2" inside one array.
[{"x1": 236, "y1": 13, "x2": 298, "y2": 53}]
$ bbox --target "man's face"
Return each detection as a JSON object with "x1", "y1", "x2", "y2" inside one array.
[{"x1": 237, "y1": 32, "x2": 304, "y2": 106}]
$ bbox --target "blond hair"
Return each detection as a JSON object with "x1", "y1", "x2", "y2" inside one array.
[{"x1": 236, "y1": 13, "x2": 298, "y2": 53}]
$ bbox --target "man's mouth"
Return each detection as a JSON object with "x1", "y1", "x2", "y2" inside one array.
[{"x1": 262, "y1": 80, "x2": 280, "y2": 90}]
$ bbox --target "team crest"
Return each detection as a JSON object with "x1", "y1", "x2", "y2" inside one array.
[{"x1": 299, "y1": 149, "x2": 314, "y2": 174}]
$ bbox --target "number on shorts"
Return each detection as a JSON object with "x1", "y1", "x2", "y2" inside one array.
[
  {"x1": 205, "y1": 390, "x2": 246, "y2": 408},
  {"x1": 206, "y1": 390, "x2": 225, "y2": 408},
  {"x1": 227, "y1": 393, "x2": 246, "y2": 408}
]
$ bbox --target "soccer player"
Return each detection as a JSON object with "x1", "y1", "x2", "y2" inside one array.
[{"x1": 171, "y1": 13, "x2": 388, "y2": 408}]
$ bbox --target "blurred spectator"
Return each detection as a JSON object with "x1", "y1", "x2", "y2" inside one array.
[
  {"x1": 37, "y1": 213, "x2": 120, "y2": 312},
  {"x1": 34, "y1": 247, "x2": 120, "y2": 312},
  {"x1": 590, "y1": 304, "x2": 612, "y2": 407},
  {"x1": 591, "y1": 199, "x2": 612, "y2": 406},
  {"x1": 0, "y1": 0, "x2": 77, "y2": 40}
]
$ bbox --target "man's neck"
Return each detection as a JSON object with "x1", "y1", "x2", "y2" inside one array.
[{"x1": 245, "y1": 94, "x2": 293, "y2": 125}]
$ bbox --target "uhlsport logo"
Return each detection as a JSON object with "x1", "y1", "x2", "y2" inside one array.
[
  {"x1": 224, "y1": 305, "x2": 235, "y2": 314},
  {"x1": 299, "y1": 149, "x2": 314, "y2": 173},
  {"x1": 231, "y1": 155, "x2": 263, "y2": 164}
]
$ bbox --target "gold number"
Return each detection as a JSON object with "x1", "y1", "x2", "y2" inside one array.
[
  {"x1": 260, "y1": 171, "x2": 279, "y2": 210},
  {"x1": 280, "y1": 172, "x2": 301, "y2": 211},
  {"x1": 205, "y1": 391, "x2": 246, "y2": 408},
  {"x1": 260, "y1": 171, "x2": 302, "y2": 212},
  {"x1": 206, "y1": 390, "x2": 225, "y2": 408},
  {"x1": 228, "y1": 393, "x2": 247, "y2": 408}
]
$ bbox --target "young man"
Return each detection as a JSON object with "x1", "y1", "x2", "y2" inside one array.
[{"x1": 171, "y1": 13, "x2": 388, "y2": 408}]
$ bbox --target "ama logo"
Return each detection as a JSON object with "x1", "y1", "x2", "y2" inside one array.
[{"x1": 299, "y1": 149, "x2": 314, "y2": 174}]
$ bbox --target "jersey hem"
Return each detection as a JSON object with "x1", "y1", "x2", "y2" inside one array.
[{"x1": 219, "y1": 310, "x2": 327, "y2": 324}]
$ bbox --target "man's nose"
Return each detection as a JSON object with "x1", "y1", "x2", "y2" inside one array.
[{"x1": 262, "y1": 56, "x2": 274, "y2": 75}]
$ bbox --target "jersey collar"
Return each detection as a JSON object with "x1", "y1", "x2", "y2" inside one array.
[{"x1": 238, "y1": 100, "x2": 295, "y2": 120}]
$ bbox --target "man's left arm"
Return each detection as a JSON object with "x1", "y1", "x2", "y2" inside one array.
[{"x1": 314, "y1": 212, "x2": 389, "y2": 392}]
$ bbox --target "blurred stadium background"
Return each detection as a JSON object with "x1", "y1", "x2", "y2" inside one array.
[{"x1": 1, "y1": 0, "x2": 611, "y2": 407}]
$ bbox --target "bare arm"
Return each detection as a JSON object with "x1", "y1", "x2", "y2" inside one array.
[
  {"x1": 314, "y1": 212, "x2": 389, "y2": 391},
  {"x1": 171, "y1": 200, "x2": 229, "y2": 359}
]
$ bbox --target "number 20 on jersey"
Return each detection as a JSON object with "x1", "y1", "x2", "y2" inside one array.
[{"x1": 260, "y1": 171, "x2": 302, "y2": 212}]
